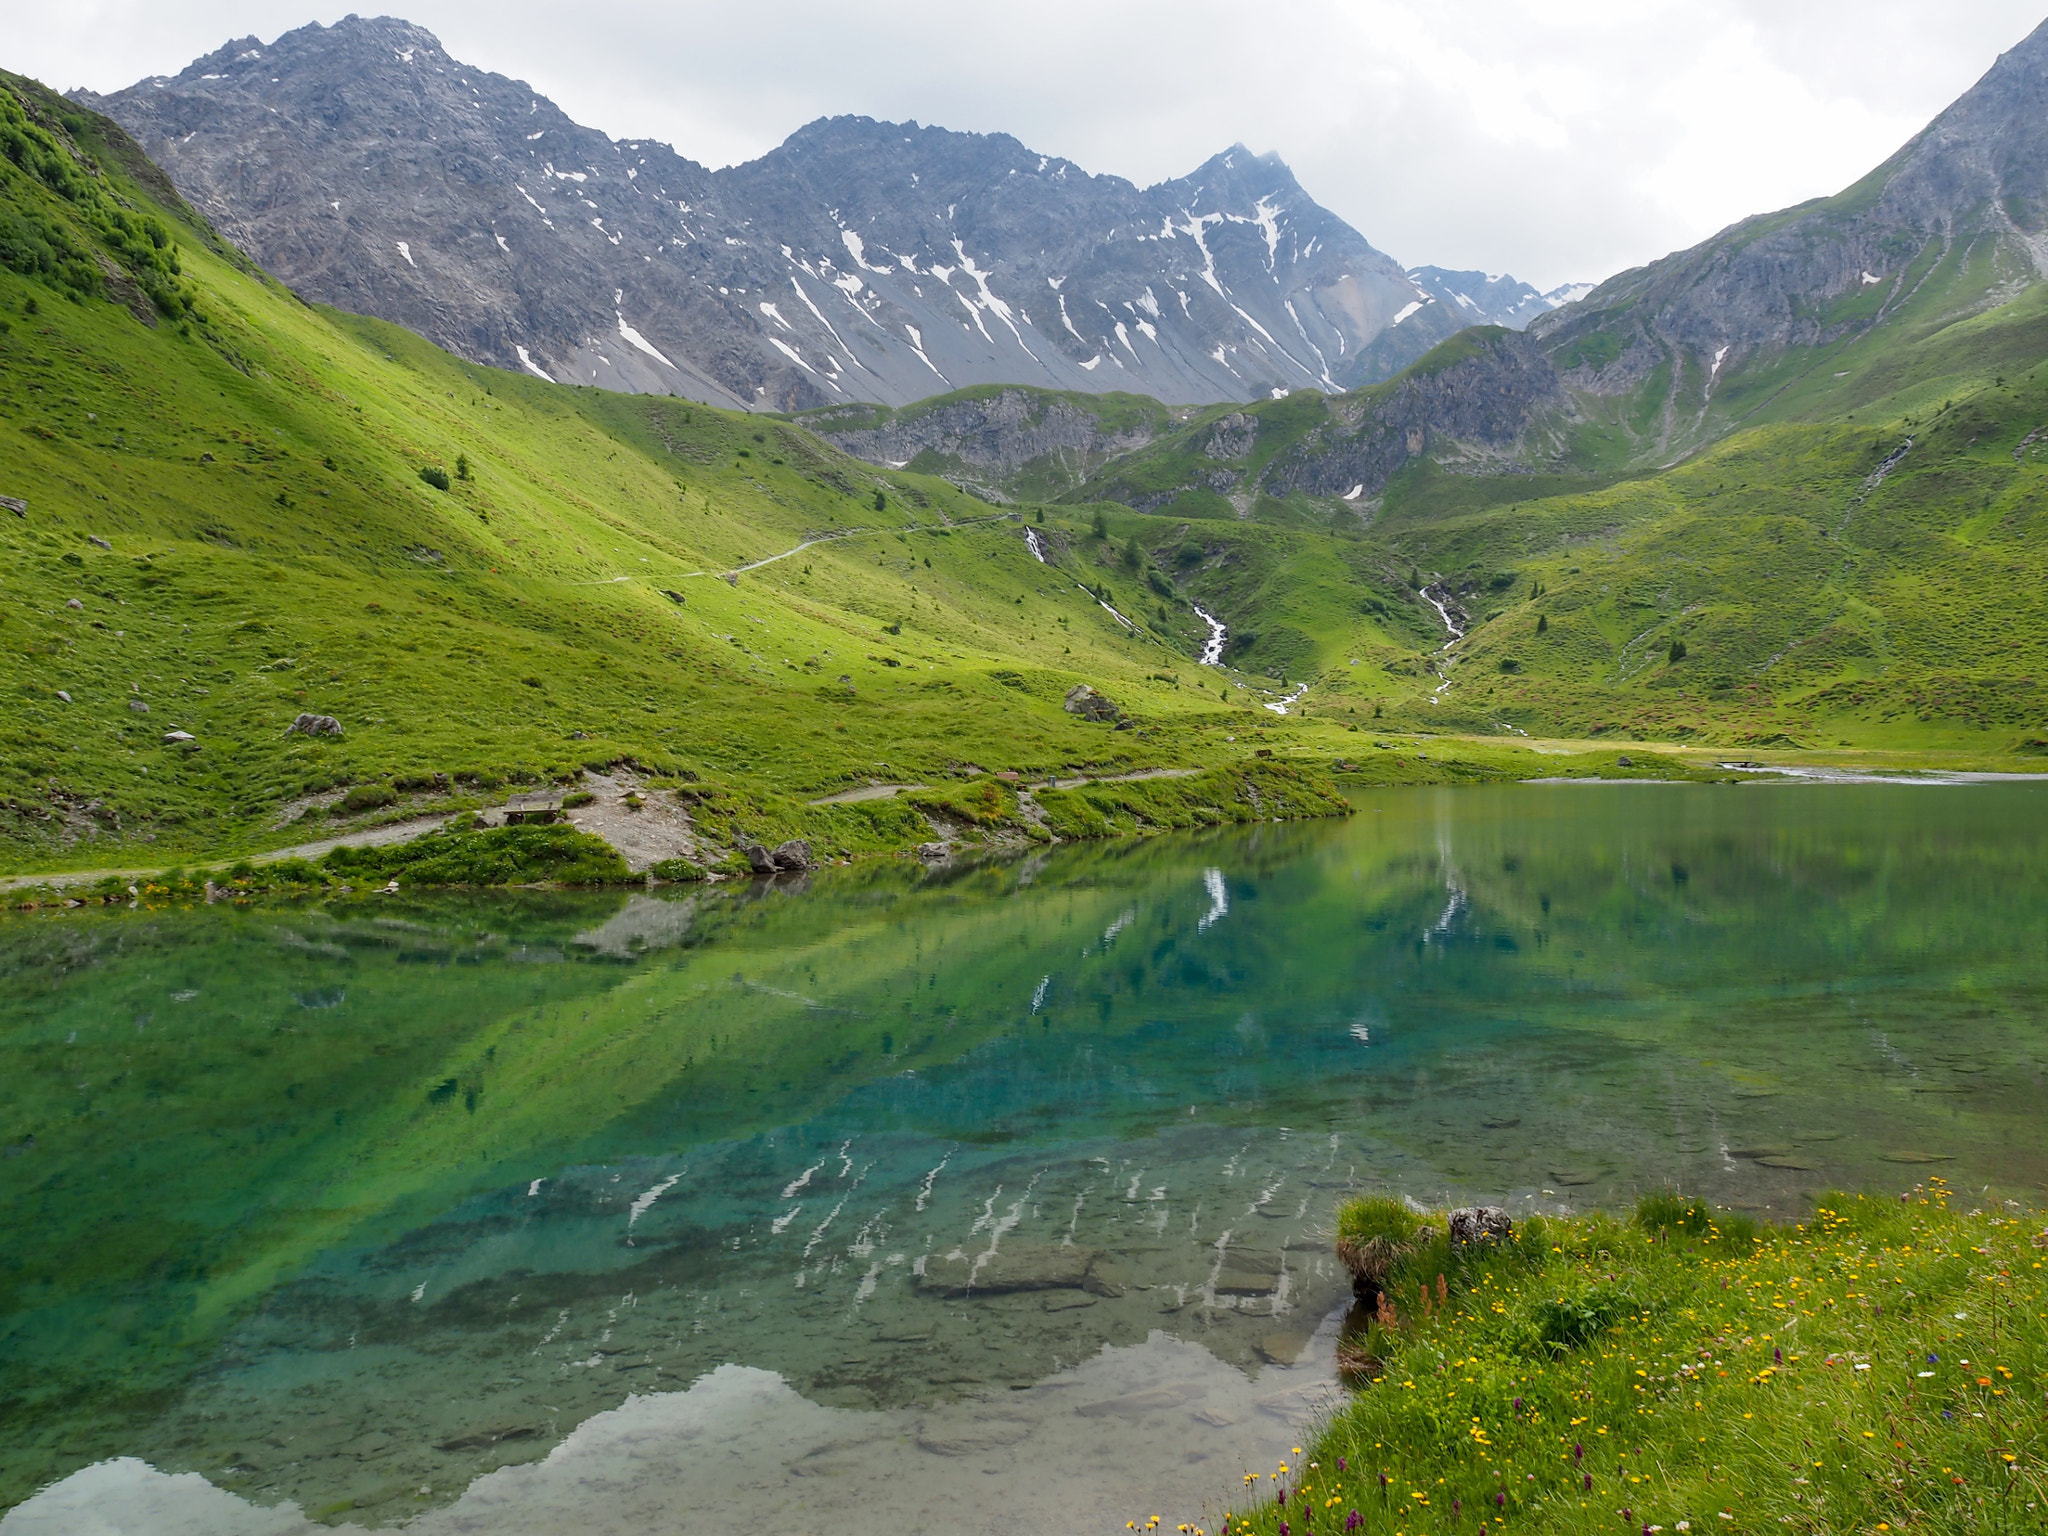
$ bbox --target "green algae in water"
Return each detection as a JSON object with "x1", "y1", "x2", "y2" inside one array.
[{"x1": 2, "y1": 784, "x2": 2046, "y2": 1529}]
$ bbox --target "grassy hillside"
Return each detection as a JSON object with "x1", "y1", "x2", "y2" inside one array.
[
  {"x1": 3, "y1": 69, "x2": 2044, "y2": 880},
  {"x1": 0, "y1": 74, "x2": 1383, "y2": 874},
  {"x1": 1026, "y1": 278, "x2": 2048, "y2": 749}
]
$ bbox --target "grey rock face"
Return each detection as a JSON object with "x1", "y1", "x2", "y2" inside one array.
[
  {"x1": 1093, "y1": 327, "x2": 1564, "y2": 513},
  {"x1": 1261, "y1": 329, "x2": 1562, "y2": 501},
  {"x1": 1407, "y1": 267, "x2": 1555, "y2": 330},
  {"x1": 1530, "y1": 18, "x2": 2048, "y2": 405},
  {"x1": 1348, "y1": 266, "x2": 1558, "y2": 380},
  {"x1": 801, "y1": 388, "x2": 1173, "y2": 498},
  {"x1": 769, "y1": 838, "x2": 813, "y2": 872},
  {"x1": 1202, "y1": 413, "x2": 1259, "y2": 461},
  {"x1": 740, "y1": 843, "x2": 777, "y2": 875},
  {"x1": 77, "y1": 16, "x2": 1527, "y2": 410}
]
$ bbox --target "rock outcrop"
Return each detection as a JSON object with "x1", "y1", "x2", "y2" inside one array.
[
  {"x1": 801, "y1": 387, "x2": 1174, "y2": 500},
  {"x1": 1062, "y1": 684, "x2": 1121, "y2": 721}
]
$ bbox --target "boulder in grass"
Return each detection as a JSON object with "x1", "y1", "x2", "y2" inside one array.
[
  {"x1": 285, "y1": 712, "x2": 344, "y2": 738},
  {"x1": 1448, "y1": 1205, "x2": 1513, "y2": 1248},
  {"x1": 1062, "y1": 683, "x2": 1120, "y2": 721},
  {"x1": 770, "y1": 838, "x2": 813, "y2": 872},
  {"x1": 741, "y1": 843, "x2": 777, "y2": 875},
  {"x1": 162, "y1": 730, "x2": 195, "y2": 745}
]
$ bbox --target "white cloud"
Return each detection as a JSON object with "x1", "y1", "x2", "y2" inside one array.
[{"x1": 15, "y1": 0, "x2": 2045, "y2": 290}]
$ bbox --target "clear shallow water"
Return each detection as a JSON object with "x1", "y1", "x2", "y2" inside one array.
[{"x1": 2, "y1": 784, "x2": 2045, "y2": 1534}]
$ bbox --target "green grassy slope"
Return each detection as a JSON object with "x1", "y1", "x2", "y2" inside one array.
[
  {"x1": 0, "y1": 75, "x2": 1362, "y2": 873},
  {"x1": 1029, "y1": 276, "x2": 2048, "y2": 750},
  {"x1": 1381, "y1": 347, "x2": 2048, "y2": 747},
  {"x1": 3, "y1": 68, "x2": 2044, "y2": 883}
]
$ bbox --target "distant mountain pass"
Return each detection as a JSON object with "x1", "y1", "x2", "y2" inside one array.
[{"x1": 77, "y1": 16, "x2": 1562, "y2": 411}]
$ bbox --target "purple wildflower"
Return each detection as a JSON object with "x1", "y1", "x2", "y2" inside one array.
[
  {"x1": 1346, "y1": 1513, "x2": 1361, "y2": 1533},
  {"x1": 1337, "y1": 1459, "x2": 1347, "y2": 1473},
  {"x1": 1583, "y1": 1474, "x2": 1594, "y2": 1492},
  {"x1": 1496, "y1": 1493, "x2": 1506, "y2": 1509},
  {"x1": 1574, "y1": 1443, "x2": 1584, "y2": 1461}
]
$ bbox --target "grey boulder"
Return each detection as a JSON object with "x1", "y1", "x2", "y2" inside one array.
[
  {"x1": 1062, "y1": 684, "x2": 1120, "y2": 722},
  {"x1": 1448, "y1": 1205, "x2": 1513, "y2": 1248},
  {"x1": 770, "y1": 838, "x2": 813, "y2": 872},
  {"x1": 285, "y1": 712, "x2": 344, "y2": 737}
]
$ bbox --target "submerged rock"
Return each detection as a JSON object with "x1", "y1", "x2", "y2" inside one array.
[{"x1": 914, "y1": 1244, "x2": 1103, "y2": 1296}]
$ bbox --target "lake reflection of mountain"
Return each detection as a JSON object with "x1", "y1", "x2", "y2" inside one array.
[{"x1": 3, "y1": 785, "x2": 2045, "y2": 1531}]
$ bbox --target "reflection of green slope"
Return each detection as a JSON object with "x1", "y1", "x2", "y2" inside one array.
[
  {"x1": 2, "y1": 838, "x2": 1329, "y2": 1496},
  {"x1": 7, "y1": 790, "x2": 2048, "y2": 1508},
  {"x1": 226, "y1": 836, "x2": 1335, "y2": 1267}
]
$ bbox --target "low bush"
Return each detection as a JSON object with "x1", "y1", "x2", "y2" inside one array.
[
  {"x1": 321, "y1": 824, "x2": 631, "y2": 886},
  {"x1": 332, "y1": 784, "x2": 398, "y2": 815}
]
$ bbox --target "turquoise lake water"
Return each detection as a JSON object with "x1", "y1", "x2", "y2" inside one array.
[{"x1": 2, "y1": 784, "x2": 2044, "y2": 1534}]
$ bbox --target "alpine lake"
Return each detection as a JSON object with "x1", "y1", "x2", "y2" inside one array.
[{"x1": 2, "y1": 783, "x2": 2044, "y2": 1535}]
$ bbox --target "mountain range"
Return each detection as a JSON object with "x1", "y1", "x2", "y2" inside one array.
[
  {"x1": 863, "y1": 15, "x2": 2048, "y2": 516},
  {"x1": 3, "y1": 16, "x2": 2048, "y2": 887},
  {"x1": 73, "y1": 16, "x2": 1570, "y2": 412}
]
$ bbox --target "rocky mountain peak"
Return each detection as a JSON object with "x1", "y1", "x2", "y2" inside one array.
[{"x1": 79, "y1": 18, "x2": 1555, "y2": 411}]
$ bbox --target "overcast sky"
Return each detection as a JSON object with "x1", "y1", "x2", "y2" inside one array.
[{"x1": 16, "y1": 1, "x2": 2047, "y2": 290}]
